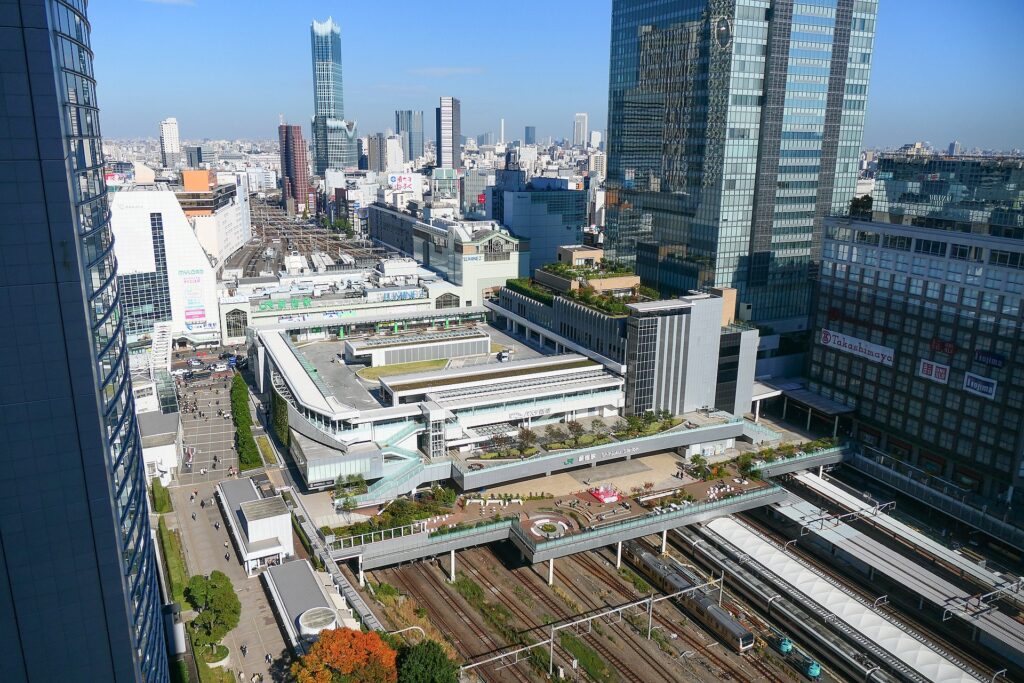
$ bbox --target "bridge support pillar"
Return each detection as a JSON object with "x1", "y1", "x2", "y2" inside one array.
[
  {"x1": 818, "y1": 465, "x2": 824, "y2": 478},
  {"x1": 616, "y1": 541, "x2": 622, "y2": 569},
  {"x1": 358, "y1": 556, "x2": 365, "y2": 588},
  {"x1": 832, "y1": 414, "x2": 839, "y2": 438},
  {"x1": 449, "y1": 549, "x2": 455, "y2": 582},
  {"x1": 661, "y1": 530, "x2": 667, "y2": 554},
  {"x1": 548, "y1": 558, "x2": 554, "y2": 586}
]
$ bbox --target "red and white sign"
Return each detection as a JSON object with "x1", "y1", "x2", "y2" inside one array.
[
  {"x1": 918, "y1": 359, "x2": 950, "y2": 384},
  {"x1": 590, "y1": 485, "x2": 620, "y2": 504},
  {"x1": 819, "y1": 329, "x2": 894, "y2": 366},
  {"x1": 387, "y1": 173, "x2": 416, "y2": 192}
]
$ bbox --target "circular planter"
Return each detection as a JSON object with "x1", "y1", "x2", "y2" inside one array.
[{"x1": 203, "y1": 645, "x2": 230, "y2": 668}]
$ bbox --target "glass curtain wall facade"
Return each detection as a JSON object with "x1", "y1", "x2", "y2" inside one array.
[
  {"x1": 395, "y1": 110, "x2": 424, "y2": 162},
  {"x1": 119, "y1": 213, "x2": 173, "y2": 340},
  {"x1": 605, "y1": 0, "x2": 877, "y2": 323},
  {"x1": 0, "y1": 1, "x2": 167, "y2": 681},
  {"x1": 310, "y1": 17, "x2": 356, "y2": 172},
  {"x1": 435, "y1": 96, "x2": 461, "y2": 170}
]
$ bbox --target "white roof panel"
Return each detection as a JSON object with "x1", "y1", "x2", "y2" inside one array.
[{"x1": 705, "y1": 516, "x2": 981, "y2": 683}]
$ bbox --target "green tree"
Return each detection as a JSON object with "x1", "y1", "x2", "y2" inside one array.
[
  {"x1": 849, "y1": 193, "x2": 872, "y2": 219},
  {"x1": 186, "y1": 571, "x2": 241, "y2": 652},
  {"x1": 544, "y1": 424, "x2": 564, "y2": 444},
  {"x1": 566, "y1": 420, "x2": 585, "y2": 446},
  {"x1": 689, "y1": 454, "x2": 708, "y2": 480},
  {"x1": 624, "y1": 414, "x2": 645, "y2": 436},
  {"x1": 517, "y1": 426, "x2": 537, "y2": 451},
  {"x1": 342, "y1": 495, "x2": 357, "y2": 512},
  {"x1": 397, "y1": 640, "x2": 458, "y2": 683}
]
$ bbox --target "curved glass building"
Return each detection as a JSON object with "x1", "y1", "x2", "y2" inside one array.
[{"x1": 0, "y1": 1, "x2": 168, "y2": 681}]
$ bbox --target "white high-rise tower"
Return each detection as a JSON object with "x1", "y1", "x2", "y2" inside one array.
[
  {"x1": 573, "y1": 112, "x2": 588, "y2": 147},
  {"x1": 500, "y1": 118, "x2": 505, "y2": 144},
  {"x1": 159, "y1": 117, "x2": 180, "y2": 167}
]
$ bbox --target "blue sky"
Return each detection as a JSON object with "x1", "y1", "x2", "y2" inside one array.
[{"x1": 91, "y1": 0, "x2": 1023, "y2": 150}]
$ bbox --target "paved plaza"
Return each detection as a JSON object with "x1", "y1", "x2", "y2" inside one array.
[
  {"x1": 168, "y1": 481, "x2": 291, "y2": 681},
  {"x1": 176, "y1": 373, "x2": 239, "y2": 488}
]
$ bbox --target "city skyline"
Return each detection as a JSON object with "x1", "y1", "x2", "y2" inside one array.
[{"x1": 90, "y1": 0, "x2": 1023, "y2": 149}]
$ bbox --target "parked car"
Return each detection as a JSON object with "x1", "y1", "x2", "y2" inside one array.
[
  {"x1": 187, "y1": 359, "x2": 203, "y2": 367},
  {"x1": 212, "y1": 363, "x2": 228, "y2": 372},
  {"x1": 171, "y1": 368, "x2": 188, "y2": 377}
]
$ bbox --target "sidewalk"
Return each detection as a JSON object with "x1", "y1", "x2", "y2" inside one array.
[{"x1": 170, "y1": 482, "x2": 291, "y2": 681}]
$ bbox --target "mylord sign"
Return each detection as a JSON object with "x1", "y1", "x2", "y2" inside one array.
[
  {"x1": 963, "y1": 372, "x2": 997, "y2": 400},
  {"x1": 819, "y1": 329, "x2": 894, "y2": 367}
]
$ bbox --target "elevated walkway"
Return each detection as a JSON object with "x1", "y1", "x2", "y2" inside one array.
[
  {"x1": 330, "y1": 485, "x2": 787, "y2": 569},
  {"x1": 455, "y1": 417, "x2": 744, "y2": 490},
  {"x1": 752, "y1": 445, "x2": 848, "y2": 478},
  {"x1": 848, "y1": 451, "x2": 1024, "y2": 553}
]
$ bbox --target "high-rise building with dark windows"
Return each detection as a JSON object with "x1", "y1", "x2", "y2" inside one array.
[
  {"x1": 435, "y1": 96, "x2": 461, "y2": 170},
  {"x1": 0, "y1": 1, "x2": 168, "y2": 681},
  {"x1": 279, "y1": 123, "x2": 311, "y2": 212},
  {"x1": 524, "y1": 126, "x2": 537, "y2": 146},
  {"x1": 810, "y1": 155, "x2": 1024, "y2": 509},
  {"x1": 310, "y1": 17, "x2": 357, "y2": 173},
  {"x1": 604, "y1": 0, "x2": 877, "y2": 324},
  {"x1": 395, "y1": 109, "x2": 424, "y2": 161}
]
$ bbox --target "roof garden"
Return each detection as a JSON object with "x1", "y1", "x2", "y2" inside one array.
[
  {"x1": 539, "y1": 260, "x2": 635, "y2": 280},
  {"x1": 505, "y1": 276, "x2": 659, "y2": 317}
]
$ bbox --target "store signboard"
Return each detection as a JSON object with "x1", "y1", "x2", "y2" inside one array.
[
  {"x1": 820, "y1": 329, "x2": 894, "y2": 366},
  {"x1": 963, "y1": 372, "x2": 997, "y2": 400},
  {"x1": 918, "y1": 359, "x2": 950, "y2": 385}
]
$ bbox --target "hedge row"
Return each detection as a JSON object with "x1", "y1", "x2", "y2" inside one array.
[{"x1": 230, "y1": 374, "x2": 262, "y2": 471}]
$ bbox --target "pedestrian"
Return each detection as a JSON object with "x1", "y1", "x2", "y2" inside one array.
[
  {"x1": 224, "y1": 541, "x2": 229, "y2": 548},
  {"x1": 189, "y1": 494, "x2": 195, "y2": 503},
  {"x1": 225, "y1": 552, "x2": 230, "y2": 561},
  {"x1": 200, "y1": 499, "x2": 206, "y2": 509},
  {"x1": 238, "y1": 672, "x2": 243, "y2": 682},
  {"x1": 191, "y1": 512, "x2": 197, "y2": 521},
  {"x1": 265, "y1": 654, "x2": 272, "y2": 665},
  {"x1": 214, "y1": 522, "x2": 220, "y2": 531}
]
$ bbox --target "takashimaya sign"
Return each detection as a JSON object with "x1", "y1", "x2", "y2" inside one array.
[{"x1": 820, "y1": 329, "x2": 894, "y2": 367}]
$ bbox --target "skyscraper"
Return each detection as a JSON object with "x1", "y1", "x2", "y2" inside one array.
[
  {"x1": 159, "y1": 116, "x2": 180, "y2": 167},
  {"x1": 395, "y1": 110, "x2": 424, "y2": 161},
  {"x1": 524, "y1": 126, "x2": 537, "y2": 146},
  {"x1": 310, "y1": 17, "x2": 357, "y2": 173},
  {"x1": 436, "y1": 96, "x2": 461, "y2": 169},
  {"x1": 573, "y1": 112, "x2": 589, "y2": 147},
  {"x1": 279, "y1": 124, "x2": 311, "y2": 212},
  {"x1": 0, "y1": 2, "x2": 168, "y2": 681},
  {"x1": 500, "y1": 118, "x2": 505, "y2": 144},
  {"x1": 604, "y1": 0, "x2": 878, "y2": 324}
]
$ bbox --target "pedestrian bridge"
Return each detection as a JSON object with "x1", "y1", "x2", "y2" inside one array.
[{"x1": 332, "y1": 485, "x2": 787, "y2": 571}]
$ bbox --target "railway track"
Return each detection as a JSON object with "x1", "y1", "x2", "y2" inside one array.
[
  {"x1": 574, "y1": 550, "x2": 785, "y2": 683},
  {"x1": 382, "y1": 563, "x2": 532, "y2": 683},
  {"x1": 548, "y1": 557, "x2": 683, "y2": 683},
  {"x1": 495, "y1": 553, "x2": 652, "y2": 683},
  {"x1": 457, "y1": 550, "x2": 597, "y2": 680},
  {"x1": 737, "y1": 513, "x2": 999, "y2": 680}
]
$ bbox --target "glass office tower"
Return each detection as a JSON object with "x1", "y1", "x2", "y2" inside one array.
[
  {"x1": 395, "y1": 110, "x2": 424, "y2": 162},
  {"x1": 605, "y1": 0, "x2": 877, "y2": 323},
  {"x1": 0, "y1": 1, "x2": 168, "y2": 681},
  {"x1": 311, "y1": 17, "x2": 357, "y2": 173}
]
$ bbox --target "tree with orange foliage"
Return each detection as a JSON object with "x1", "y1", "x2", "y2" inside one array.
[{"x1": 292, "y1": 628, "x2": 397, "y2": 683}]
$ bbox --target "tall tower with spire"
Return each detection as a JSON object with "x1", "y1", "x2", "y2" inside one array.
[{"x1": 311, "y1": 17, "x2": 357, "y2": 173}]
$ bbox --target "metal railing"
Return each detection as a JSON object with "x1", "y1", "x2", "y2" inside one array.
[
  {"x1": 463, "y1": 416, "x2": 743, "y2": 477},
  {"x1": 750, "y1": 445, "x2": 847, "y2": 473},
  {"x1": 849, "y1": 452, "x2": 1024, "y2": 551},
  {"x1": 514, "y1": 485, "x2": 784, "y2": 552}
]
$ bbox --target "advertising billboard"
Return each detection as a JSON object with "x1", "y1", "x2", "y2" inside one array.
[
  {"x1": 387, "y1": 173, "x2": 416, "y2": 192},
  {"x1": 917, "y1": 359, "x2": 950, "y2": 384},
  {"x1": 819, "y1": 329, "x2": 894, "y2": 366},
  {"x1": 963, "y1": 372, "x2": 997, "y2": 400}
]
